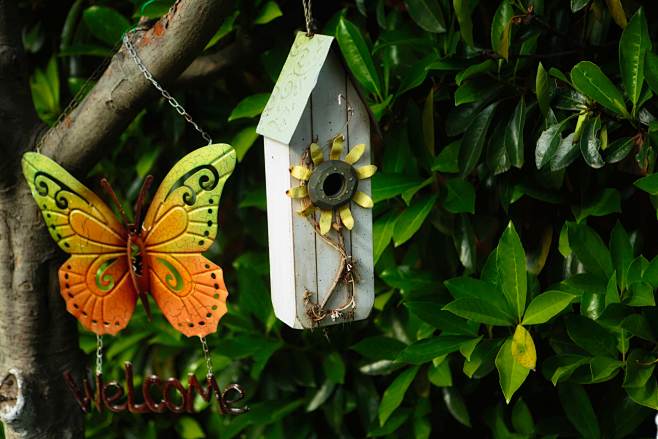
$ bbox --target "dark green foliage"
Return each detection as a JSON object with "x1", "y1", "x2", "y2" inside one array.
[{"x1": 21, "y1": 0, "x2": 658, "y2": 437}]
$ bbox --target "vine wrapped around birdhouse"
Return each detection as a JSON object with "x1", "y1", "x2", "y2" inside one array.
[{"x1": 256, "y1": 32, "x2": 377, "y2": 329}]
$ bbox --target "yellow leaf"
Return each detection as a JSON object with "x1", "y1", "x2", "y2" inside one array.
[
  {"x1": 339, "y1": 205, "x2": 354, "y2": 230},
  {"x1": 511, "y1": 325, "x2": 536, "y2": 370},
  {"x1": 286, "y1": 185, "x2": 308, "y2": 199},
  {"x1": 319, "y1": 209, "x2": 333, "y2": 235},
  {"x1": 352, "y1": 191, "x2": 373, "y2": 208},
  {"x1": 356, "y1": 165, "x2": 377, "y2": 180},
  {"x1": 344, "y1": 143, "x2": 366, "y2": 164},
  {"x1": 310, "y1": 143, "x2": 324, "y2": 166},
  {"x1": 330, "y1": 135, "x2": 345, "y2": 160},
  {"x1": 605, "y1": 0, "x2": 627, "y2": 28}
]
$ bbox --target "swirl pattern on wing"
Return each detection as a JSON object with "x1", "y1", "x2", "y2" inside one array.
[
  {"x1": 22, "y1": 152, "x2": 127, "y2": 254},
  {"x1": 59, "y1": 254, "x2": 137, "y2": 335},
  {"x1": 143, "y1": 144, "x2": 236, "y2": 253}
]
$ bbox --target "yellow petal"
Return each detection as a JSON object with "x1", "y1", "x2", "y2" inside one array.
[
  {"x1": 310, "y1": 143, "x2": 323, "y2": 166},
  {"x1": 356, "y1": 165, "x2": 377, "y2": 180},
  {"x1": 319, "y1": 209, "x2": 333, "y2": 235},
  {"x1": 290, "y1": 165, "x2": 312, "y2": 181},
  {"x1": 286, "y1": 185, "x2": 308, "y2": 199},
  {"x1": 511, "y1": 325, "x2": 536, "y2": 370},
  {"x1": 297, "y1": 203, "x2": 315, "y2": 216},
  {"x1": 330, "y1": 135, "x2": 344, "y2": 160},
  {"x1": 339, "y1": 205, "x2": 354, "y2": 230},
  {"x1": 344, "y1": 143, "x2": 365, "y2": 165},
  {"x1": 352, "y1": 191, "x2": 373, "y2": 208}
]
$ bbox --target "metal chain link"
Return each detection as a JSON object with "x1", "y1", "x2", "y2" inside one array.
[
  {"x1": 199, "y1": 336, "x2": 214, "y2": 379},
  {"x1": 122, "y1": 32, "x2": 213, "y2": 145},
  {"x1": 96, "y1": 334, "x2": 103, "y2": 376},
  {"x1": 302, "y1": 0, "x2": 314, "y2": 36}
]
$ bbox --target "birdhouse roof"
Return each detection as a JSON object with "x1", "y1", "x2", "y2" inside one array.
[{"x1": 257, "y1": 32, "x2": 370, "y2": 145}]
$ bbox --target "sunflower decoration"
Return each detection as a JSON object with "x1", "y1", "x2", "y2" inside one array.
[{"x1": 286, "y1": 134, "x2": 376, "y2": 235}]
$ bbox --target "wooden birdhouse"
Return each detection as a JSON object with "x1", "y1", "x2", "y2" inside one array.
[{"x1": 256, "y1": 32, "x2": 376, "y2": 329}]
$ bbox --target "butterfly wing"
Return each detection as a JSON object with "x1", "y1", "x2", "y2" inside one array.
[
  {"x1": 141, "y1": 144, "x2": 236, "y2": 337},
  {"x1": 22, "y1": 152, "x2": 136, "y2": 335}
]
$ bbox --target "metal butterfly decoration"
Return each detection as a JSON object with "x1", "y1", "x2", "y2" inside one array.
[{"x1": 22, "y1": 144, "x2": 236, "y2": 337}]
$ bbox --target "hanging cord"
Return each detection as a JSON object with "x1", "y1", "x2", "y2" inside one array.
[
  {"x1": 199, "y1": 336, "x2": 214, "y2": 379},
  {"x1": 122, "y1": 31, "x2": 213, "y2": 145},
  {"x1": 302, "y1": 0, "x2": 314, "y2": 36},
  {"x1": 95, "y1": 335, "x2": 103, "y2": 376}
]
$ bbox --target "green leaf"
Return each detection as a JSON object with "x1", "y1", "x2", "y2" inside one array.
[
  {"x1": 443, "y1": 298, "x2": 515, "y2": 326},
  {"x1": 428, "y1": 361, "x2": 452, "y2": 387},
  {"x1": 511, "y1": 398, "x2": 534, "y2": 435},
  {"x1": 442, "y1": 387, "x2": 471, "y2": 427},
  {"x1": 351, "y1": 336, "x2": 407, "y2": 360},
  {"x1": 444, "y1": 276, "x2": 511, "y2": 312},
  {"x1": 626, "y1": 281, "x2": 655, "y2": 306},
  {"x1": 619, "y1": 8, "x2": 651, "y2": 109},
  {"x1": 536, "y1": 62, "x2": 551, "y2": 116},
  {"x1": 495, "y1": 338, "x2": 531, "y2": 404},
  {"x1": 336, "y1": 17, "x2": 382, "y2": 99},
  {"x1": 605, "y1": 136, "x2": 635, "y2": 163},
  {"x1": 634, "y1": 173, "x2": 658, "y2": 195},
  {"x1": 464, "y1": 339, "x2": 504, "y2": 378},
  {"x1": 574, "y1": 188, "x2": 621, "y2": 222},
  {"x1": 646, "y1": 52, "x2": 658, "y2": 95},
  {"x1": 432, "y1": 140, "x2": 460, "y2": 173},
  {"x1": 570, "y1": 61, "x2": 630, "y2": 118},
  {"x1": 535, "y1": 117, "x2": 570, "y2": 169},
  {"x1": 176, "y1": 416, "x2": 205, "y2": 439},
  {"x1": 459, "y1": 101, "x2": 497, "y2": 176},
  {"x1": 579, "y1": 116, "x2": 604, "y2": 168},
  {"x1": 231, "y1": 125, "x2": 259, "y2": 162},
  {"x1": 522, "y1": 291, "x2": 575, "y2": 325},
  {"x1": 453, "y1": 0, "x2": 475, "y2": 46},
  {"x1": 404, "y1": 301, "x2": 480, "y2": 336},
  {"x1": 404, "y1": 0, "x2": 446, "y2": 33},
  {"x1": 422, "y1": 88, "x2": 435, "y2": 155},
  {"x1": 571, "y1": 0, "x2": 590, "y2": 12},
  {"x1": 373, "y1": 212, "x2": 397, "y2": 264},
  {"x1": 204, "y1": 12, "x2": 239, "y2": 50},
  {"x1": 497, "y1": 222, "x2": 527, "y2": 321},
  {"x1": 323, "y1": 352, "x2": 346, "y2": 384},
  {"x1": 140, "y1": 0, "x2": 174, "y2": 19},
  {"x1": 228, "y1": 93, "x2": 270, "y2": 121},
  {"x1": 393, "y1": 194, "x2": 437, "y2": 246},
  {"x1": 452, "y1": 214, "x2": 476, "y2": 271},
  {"x1": 623, "y1": 349, "x2": 658, "y2": 409},
  {"x1": 372, "y1": 173, "x2": 423, "y2": 202},
  {"x1": 254, "y1": 1, "x2": 282, "y2": 25},
  {"x1": 491, "y1": 0, "x2": 513, "y2": 60},
  {"x1": 544, "y1": 354, "x2": 589, "y2": 385},
  {"x1": 566, "y1": 315, "x2": 618, "y2": 357},
  {"x1": 567, "y1": 223, "x2": 613, "y2": 279},
  {"x1": 396, "y1": 336, "x2": 473, "y2": 364},
  {"x1": 378, "y1": 366, "x2": 419, "y2": 426},
  {"x1": 558, "y1": 384, "x2": 601, "y2": 439},
  {"x1": 610, "y1": 221, "x2": 633, "y2": 290},
  {"x1": 82, "y1": 6, "x2": 130, "y2": 46},
  {"x1": 443, "y1": 178, "x2": 475, "y2": 214},
  {"x1": 505, "y1": 97, "x2": 526, "y2": 168}
]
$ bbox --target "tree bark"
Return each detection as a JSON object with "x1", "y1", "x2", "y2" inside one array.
[{"x1": 0, "y1": 0, "x2": 228, "y2": 437}]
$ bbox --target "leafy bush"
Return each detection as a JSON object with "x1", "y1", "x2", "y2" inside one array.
[{"x1": 21, "y1": 0, "x2": 658, "y2": 437}]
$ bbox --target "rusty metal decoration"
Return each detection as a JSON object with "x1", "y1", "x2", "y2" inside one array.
[{"x1": 63, "y1": 363, "x2": 247, "y2": 415}]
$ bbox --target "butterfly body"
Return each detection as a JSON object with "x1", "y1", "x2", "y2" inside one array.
[{"x1": 22, "y1": 145, "x2": 236, "y2": 337}]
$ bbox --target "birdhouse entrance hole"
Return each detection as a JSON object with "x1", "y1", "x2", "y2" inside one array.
[{"x1": 308, "y1": 160, "x2": 358, "y2": 209}]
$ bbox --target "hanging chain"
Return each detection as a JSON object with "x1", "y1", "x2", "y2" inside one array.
[
  {"x1": 302, "y1": 0, "x2": 314, "y2": 36},
  {"x1": 122, "y1": 32, "x2": 213, "y2": 145},
  {"x1": 199, "y1": 336, "x2": 214, "y2": 379},
  {"x1": 95, "y1": 334, "x2": 104, "y2": 376}
]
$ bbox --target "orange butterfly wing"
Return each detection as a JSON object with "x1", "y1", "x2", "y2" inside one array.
[
  {"x1": 141, "y1": 144, "x2": 236, "y2": 337},
  {"x1": 22, "y1": 152, "x2": 137, "y2": 335}
]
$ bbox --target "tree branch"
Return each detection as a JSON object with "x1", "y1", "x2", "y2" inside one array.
[
  {"x1": 0, "y1": 0, "x2": 41, "y2": 188},
  {"x1": 40, "y1": 0, "x2": 230, "y2": 173},
  {"x1": 176, "y1": 34, "x2": 255, "y2": 86}
]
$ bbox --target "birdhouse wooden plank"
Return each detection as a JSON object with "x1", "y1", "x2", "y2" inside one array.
[{"x1": 257, "y1": 32, "x2": 375, "y2": 329}]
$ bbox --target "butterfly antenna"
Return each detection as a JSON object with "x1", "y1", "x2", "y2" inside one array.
[
  {"x1": 133, "y1": 175, "x2": 154, "y2": 229},
  {"x1": 100, "y1": 178, "x2": 130, "y2": 226}
]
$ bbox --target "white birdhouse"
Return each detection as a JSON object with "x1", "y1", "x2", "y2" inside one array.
[{"x1": 256, "y1": 32, "x2": 376, "y2": 329}]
